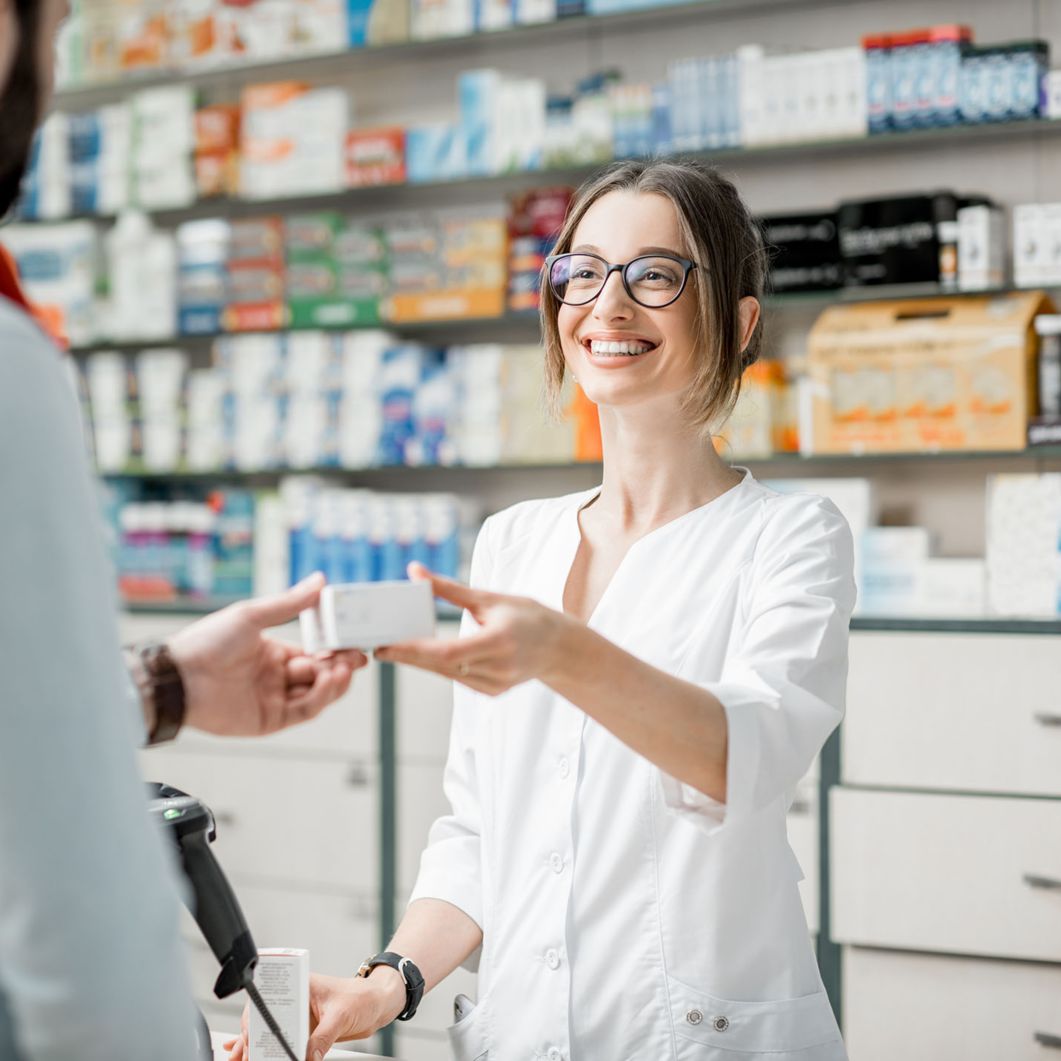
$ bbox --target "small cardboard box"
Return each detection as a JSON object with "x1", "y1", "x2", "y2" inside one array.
[{"x1": 807, "y1": 291, "x2": 1054, "y2": 453}]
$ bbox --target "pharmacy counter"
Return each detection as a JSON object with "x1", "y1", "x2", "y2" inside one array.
[{"x1": 210, "y1": 1031, "x2": 392, "y2": 1059}]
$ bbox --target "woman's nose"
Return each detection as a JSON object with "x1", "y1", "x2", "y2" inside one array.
[{"x1": 592, "y1": 271, "x2": 634, "y2": 319}]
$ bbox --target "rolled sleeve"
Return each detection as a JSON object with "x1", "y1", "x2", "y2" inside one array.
[
  {"x1": 407, "y1": 521, "x2": 495, "y2": 965},
  {"x1": 660, "y1": 496, "x2": 855, "y2": 832}
]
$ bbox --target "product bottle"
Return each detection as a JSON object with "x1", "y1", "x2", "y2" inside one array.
[{"x1": 1034, "y1": 315, "x2": 1061, "y2": 419}]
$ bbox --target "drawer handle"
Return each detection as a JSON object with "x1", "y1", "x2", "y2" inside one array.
[
  {"x1": 789, "y1": 798, "x2": 812, "y2": 815},
  {"x1": 1035, "y1": 1032, "x2": 1061, "y2": 1049},
  {"x1": 1034, "y1": 713, "x2": 1061, "y2": 728},
  {"x1": 1023, "y1": 873, "x2": 1061, "y2": 891},
  {"x1": 346, "y1": 763, "x2": 370, "y2": 787}
]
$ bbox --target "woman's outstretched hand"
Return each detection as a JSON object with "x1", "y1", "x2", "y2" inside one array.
[{"x1": 374, "y1": 563, "x2": 571, "y2": 695}]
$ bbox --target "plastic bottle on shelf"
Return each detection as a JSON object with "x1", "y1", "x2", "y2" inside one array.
[
  {"x1": 186, "y1": 503, "x2": 216, "y2": 599},
  {"x1": 1034, "y1": 315, "x2": 1061, "y2": 419}
]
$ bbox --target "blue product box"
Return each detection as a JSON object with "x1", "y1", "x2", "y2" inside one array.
[
  {"x1": 459, "y1": 70, "x2": 499, "y2": 176},
  {"x1": 556, "y1": 0, "x2": 584, "y2": 15},
  {"x1": 983, "y1": 47, "x2": 1011, "y2": 122},
  {"x1": 863, "y1": 35, "x2": 893, "y2": 134},
  {"x1": 1008, "y1": 41, "x2": 1049, "y2": 120},
  {"x1": 406, "y1": 124, "x2": 467, "y2": 183},
  {"x1": 651, "y1": 83, "x2": 672, "y2": 155},
  {"x1": 212, "y1": 490, "x2": 256, "y2": 598},
  {"x1": 890, "y1": 33, "x2": 926, "y2": 130},
  {"x1": 959, "y1": 47, "x2": 989, "y2": 124}
]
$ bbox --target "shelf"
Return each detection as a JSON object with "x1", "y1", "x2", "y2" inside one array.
[
  {"x1": 121, "y1": 597, "x2": 242, "y2": 615},
  {"x1": 54, "y1": 0, "x2": 853, "y2": 108},
  {"x1": 98, "y1": 448, "x2": 1061, "y2": 483},
  {"x1": 121, "y1": 597, "x2": 1061, "y2": 633},
  {"x1": 68, "y1": 285, "x2": 1057, "y2": 355},
  {"x1": 24, "y1": 118, "x2": 1061, "y2": 228},
  {"x1": 67, "y1": 312, "x2": 541, "y2": 355},
  {"x1": 850, "y1": 617, "x2": 1061, "y2": 635}
]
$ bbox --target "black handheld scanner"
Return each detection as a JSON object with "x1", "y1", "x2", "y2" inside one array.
[{"x1": 146, "y1": 782, "x2": 259, "y2": 1000}]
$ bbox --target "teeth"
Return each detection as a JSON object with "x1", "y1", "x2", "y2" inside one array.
[{"x1": 588, "y1": 340, "x2": 654, "y2": 356}]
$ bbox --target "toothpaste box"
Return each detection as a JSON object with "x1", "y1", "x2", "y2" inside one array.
[{"x1": 249, "y1": 949, "x2": 309, "y2": 1061}]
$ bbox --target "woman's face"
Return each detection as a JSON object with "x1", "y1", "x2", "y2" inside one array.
[{"x1": 556, "y1": 190, "x2": 702, "y2": 416}]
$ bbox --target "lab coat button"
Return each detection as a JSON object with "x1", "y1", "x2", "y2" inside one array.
[
  {"x1": 547, "y1": 1049, "x2": 563, "y2": 1061},
  {"x1": 550, "y1": 852, "x2": 564, "y2": 873},
  {"x1": 558, "y1": 757, "x2": 570, "y2": 779},
  {"x1": 545, "y1": 948, "x2": 561, "y2": 970},
  {"x1": 686, "y1": 1009, "x2": 703, "y2": 1025},
  {"x1": 713, "y1": 1016, "x2": 730, "y2": 1032}
]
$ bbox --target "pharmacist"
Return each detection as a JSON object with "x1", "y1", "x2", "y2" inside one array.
[
  {"x1": 0, "y1": 2, "x2": 366, "y2": 1058},
  {"x1": 230, "y1": 162, "x2": 855, "y2": 1061}
]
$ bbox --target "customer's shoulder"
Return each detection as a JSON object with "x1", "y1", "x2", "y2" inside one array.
[{"x1": 0, "y1": 298, "x2": 52, "y2": 359}]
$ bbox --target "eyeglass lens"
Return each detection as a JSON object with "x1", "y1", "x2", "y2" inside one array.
[{"x1": 549, "y1": 254, "x2": 688, "y2": 307}]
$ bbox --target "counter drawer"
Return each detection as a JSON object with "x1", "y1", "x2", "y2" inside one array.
[
  {"x1": 843, "y1": 946, "x2": 1061, "y2": 1061},
  {"x1": 831, "y1": 788, "x2": 1061, "y2": 962},
  {"x1": 845, "y1": 633, "x2": 1061, "y2": 796},
  {"x1": 143, "y1": 748, "x2": 378, "y2": 891}
]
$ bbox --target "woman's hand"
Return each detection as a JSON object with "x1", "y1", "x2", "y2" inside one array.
[
  {"x1": 223, "y1": 970, "x2": 406, "y2": 1060},
  {"x1": 374, "y1": 563, "x2": 572, "y2": 695}
]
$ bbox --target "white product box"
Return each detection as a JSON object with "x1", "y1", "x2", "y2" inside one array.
[
  {"x1": 918, "y1": 557, "x2": 987, "y2": 617},
  {"x1": 857, "y1": 526, "x2": 933, "y2": 617},
  {"x1": 301, "y1": 580, "x2": 436, "y2": 651},
  {"x1": 1013, "y1": 203, "x2": 1045, "y2": 287},
  {"x1": 249, "y1": 948, "x2": 309, "y2": 1061},
  {"x1": 1045, "y1": 69, "x2": 1061, "y2": 119},
  {"x1": 958, "y1": 204, "x2": 1006, "y2": 291}
]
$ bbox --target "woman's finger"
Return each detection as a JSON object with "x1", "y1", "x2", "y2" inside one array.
[{"x1": 407, "y1": 562, "x2": 492, "y2": 612}]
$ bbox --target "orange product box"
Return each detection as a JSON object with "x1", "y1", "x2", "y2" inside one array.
[
  {"x1": 346, "y1": 127, "x2": 406, "y2": 187},
  {"x1": 384, "y1": 286, "x2": 506, "y2": 323},
  {"x1": 807, "y1": 291, "x2": 1054, "y2": 454},
  {"x1": 196, "y1": 104, "x2": 241, "y2": 154}
]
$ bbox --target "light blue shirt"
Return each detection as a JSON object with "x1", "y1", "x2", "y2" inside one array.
[{"x1": 0, "y1": 300, "x2": 198, "y2": 1059}]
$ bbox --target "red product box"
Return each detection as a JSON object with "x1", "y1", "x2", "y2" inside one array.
[{"x1": 346, "y1": 127, "x2": 406, "y2": 188}]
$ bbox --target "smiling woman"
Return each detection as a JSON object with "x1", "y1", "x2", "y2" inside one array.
[{"x1": 248, "y1": 160, "x2": 856, "y2": 1061}]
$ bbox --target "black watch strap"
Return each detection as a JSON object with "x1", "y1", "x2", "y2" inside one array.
[{"x1": 357, "y1": 951, "x2": 425, "y2": 1022}]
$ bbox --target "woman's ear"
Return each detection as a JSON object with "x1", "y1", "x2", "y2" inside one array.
[{"x1": 737, "y1": 296, "x2": 761, "y2": 354}]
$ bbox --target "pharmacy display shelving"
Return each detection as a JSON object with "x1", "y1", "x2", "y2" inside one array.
[
  {"x1": 98, "y1": 447, "x2": 1061, "y2": 484},
  {"x1": 65, "y1": 284, "x2": 1052, "y2": 356},
  {"x1": 50, "y1": 0, "x2": 866, "y2": 108},
  {"x1": 33, "y1": 115, "x2": 1061, "y2": 228}
]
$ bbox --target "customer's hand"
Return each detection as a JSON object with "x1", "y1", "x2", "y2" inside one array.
[
  {"x1": 168, "y1": 573, "x2": 367, "y2": 737},
  {"x1": 223, "y1": 970, "x2": 406, "y2": 1060},
  {"x1": 374, "y1": 562, "x2": 571, "y2": 695}
]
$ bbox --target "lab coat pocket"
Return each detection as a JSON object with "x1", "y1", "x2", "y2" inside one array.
[
  {"x1": 668, "y1": 976, "x2": 846, "y2": 1059},
  {"x1": 446, "y1": 994, "x2": 490, "y2": 1061}
]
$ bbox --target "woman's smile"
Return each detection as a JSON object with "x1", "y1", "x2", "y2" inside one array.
[{"x1": 580, "y1": 332, "x2": 660, "y2": 365}]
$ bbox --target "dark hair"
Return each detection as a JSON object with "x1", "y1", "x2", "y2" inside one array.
[
  {"x1": 539, "y1": 158, "x2": 768, "y2": 433},
  {"x1": 0, "y1": 0, "x2": 45, "y2": 218}
]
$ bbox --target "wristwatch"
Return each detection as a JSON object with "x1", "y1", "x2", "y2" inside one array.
[
  {"x1": 357, "y1": 951, "x2": 425, "y2": 1022},
  {"x1": 126, "y1": 642, "x2": 186, "y2": 745}
]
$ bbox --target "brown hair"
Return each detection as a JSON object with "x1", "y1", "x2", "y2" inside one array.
[{"x1": 540, "y1": 158, "x2": 768, "y2": 433}]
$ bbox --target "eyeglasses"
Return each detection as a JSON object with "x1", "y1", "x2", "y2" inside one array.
[{"x1": 545, "y1": 252, "x2": 699, "y2": 309}]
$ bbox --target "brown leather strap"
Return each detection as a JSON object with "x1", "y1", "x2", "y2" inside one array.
[{"x1": 138, "y1": 643, "x2": 186, "y2": 746}]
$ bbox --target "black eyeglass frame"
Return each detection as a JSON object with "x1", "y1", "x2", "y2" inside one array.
[{"x1": 544, "y1": 252, "x2": 700, "y2": 309}]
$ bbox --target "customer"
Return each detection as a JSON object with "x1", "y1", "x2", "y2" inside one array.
[
  {"x1": 229, "y1": 159, "x2": 856, "y2": 1061},
  {"x1": 0, "y1": 2, "x2": 366, "y2": 1058}
]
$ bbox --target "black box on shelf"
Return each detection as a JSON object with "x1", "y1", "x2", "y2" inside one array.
[
  {"x1": 759, "y1": 212, "x2": 843, "y2": 293},
  {"x1": 1028, "y1": 416, "x2": 1061, "y2": 447},
  {"x1": 837, "y1": 192, "x2": 959, "y2": 287}
]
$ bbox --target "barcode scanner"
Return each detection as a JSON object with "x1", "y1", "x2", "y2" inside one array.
[{"x1": 146, "y1": 782, "x2": 300, "y2": 1061}]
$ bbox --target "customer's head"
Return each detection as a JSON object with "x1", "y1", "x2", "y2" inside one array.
[
  {"x1": 0, "y1": 0, "x2": 69, "y2": 218},
  {"x1": 540, "y1": 159, "x2": 766, "y2": 434}
]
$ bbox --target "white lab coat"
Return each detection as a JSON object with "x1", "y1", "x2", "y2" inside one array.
[{"x1": 410, "y1": 472, "x2": 855, "y2": 1061}]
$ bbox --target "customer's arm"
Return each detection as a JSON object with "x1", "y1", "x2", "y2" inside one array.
[{"x1": 0, "y1": 308, "x2": 199, "y2": 1059}]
